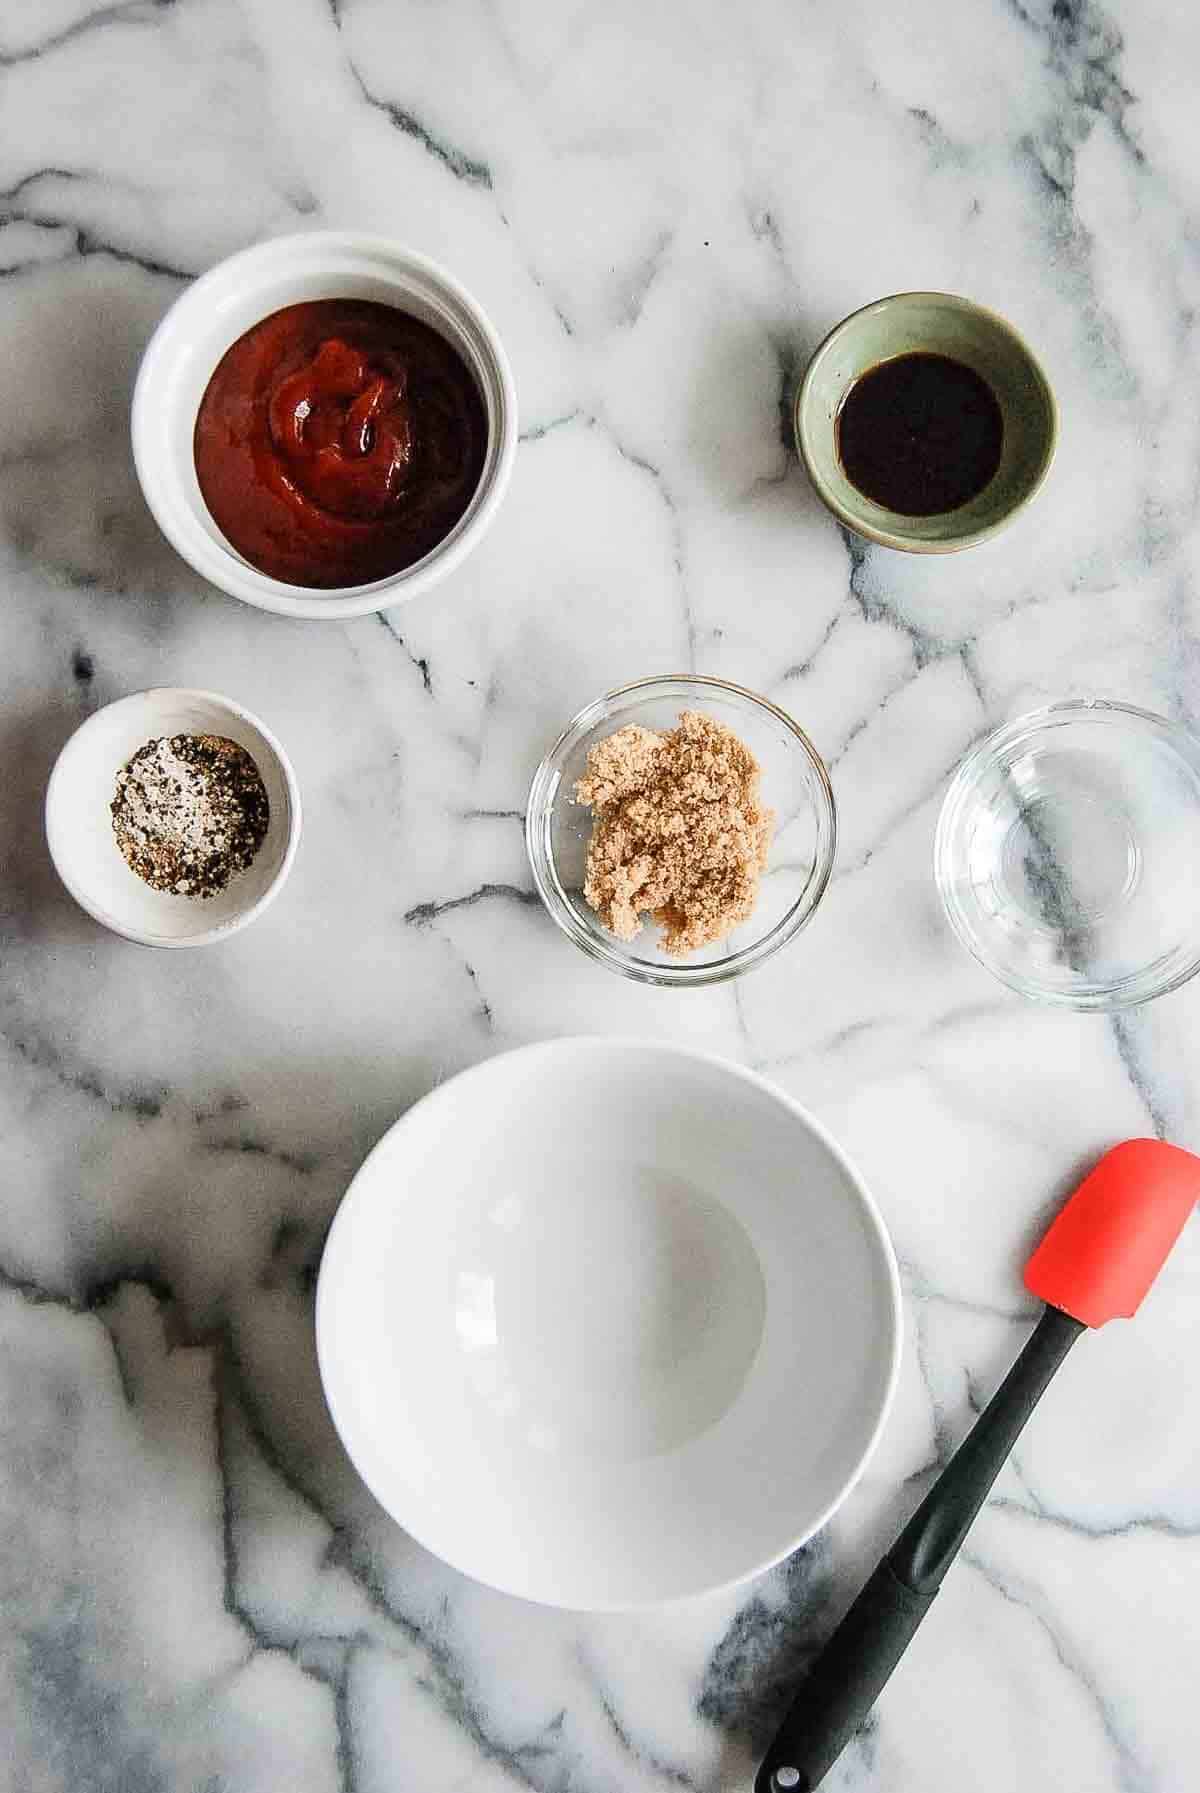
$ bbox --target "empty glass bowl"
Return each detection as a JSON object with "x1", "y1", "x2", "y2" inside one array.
[
  {"x1": 526, "y1": 676, "x2": 837, "y2": 987},
  {"x1": 935, "y1": 700, "x2": 1200, "y2": 1009}
]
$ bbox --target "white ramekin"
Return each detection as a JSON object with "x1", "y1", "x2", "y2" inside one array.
[
  {"x1": 131, "y1": 232, "x2": 517, "y2": 620},
  {"x1": 45, "y1": 688, "x2": 301, "y2": 947}
]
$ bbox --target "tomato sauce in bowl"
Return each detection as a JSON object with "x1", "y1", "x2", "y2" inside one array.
[{"x1": 193, "y1": 298, "x2": 487, "y2": 589}]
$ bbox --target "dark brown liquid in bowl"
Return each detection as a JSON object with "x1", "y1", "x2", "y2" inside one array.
[{"x1": 836, "y1": 351, "x2": 1004, "y2": 517}]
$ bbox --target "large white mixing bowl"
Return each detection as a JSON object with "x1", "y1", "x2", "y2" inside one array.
[{"x1": 316, "y1": 1039, "x2": 901, "y2": 1609}]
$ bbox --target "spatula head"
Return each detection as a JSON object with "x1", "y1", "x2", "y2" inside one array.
[{"x1": 1025, "y1": 1139, "x2": 1200, "y2": 1327}]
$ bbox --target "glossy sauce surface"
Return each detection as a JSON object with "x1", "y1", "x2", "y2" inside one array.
[
  {"x1": 836, "y1": 351, "x2": 1004, "y2": 516},
  {"x1": 194, "y1": 300, "x2": 487, "y2": 588}
]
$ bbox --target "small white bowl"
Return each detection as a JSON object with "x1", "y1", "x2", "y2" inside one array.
[
  {"x1": 131, "y1": 231, "x2": 517, "y2": 619},
  {"x1": 45, "y1": 688, "x2": 301, "y2": 947},
  {"x1": 316, "y1": 1039, "x2": 901, "y2": 1610}
]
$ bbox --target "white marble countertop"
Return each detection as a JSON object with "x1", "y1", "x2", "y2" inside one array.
[{"x1": 3, "y1": 1, "x2": 1200, "y2": 1788}]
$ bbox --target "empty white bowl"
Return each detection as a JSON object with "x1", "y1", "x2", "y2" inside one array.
[
  {"x1": 131, "y1": 231, "x2": 517, "y2": 619},
  {"x1": 45, "y1": 688, "x2": 301, "y2": 947},
  {"x1": 316, "y1": 1039, "x2": 901, "y2": 1610}
]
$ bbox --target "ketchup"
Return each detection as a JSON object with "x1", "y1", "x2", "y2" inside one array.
[{"x1": 194, "y1": 300, "x2": 487, "y2": 589}]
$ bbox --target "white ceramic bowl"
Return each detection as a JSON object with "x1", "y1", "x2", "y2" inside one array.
[
  {"x1": 45, "y1": 688, "x2": 301, "y2": 947},
  {"x1": 131, "y1": 231, "x2": 517, "y2": 619},
  {"x1": 316, "y1": 1039, "x2": 901, "y2": 1610}
]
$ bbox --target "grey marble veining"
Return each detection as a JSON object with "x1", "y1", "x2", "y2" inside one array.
[{"x1": 2, "y1": 0, "x2": 1200, "y2": 1788}]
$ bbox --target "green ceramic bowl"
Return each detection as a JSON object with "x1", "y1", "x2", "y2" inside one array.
[{"x1": 795, "y1": 292, "x2": 1057, "y2": 553}]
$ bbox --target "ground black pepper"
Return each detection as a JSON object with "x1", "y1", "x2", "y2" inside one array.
[{"x1": 111, "y1": 733, "x2": 269, "y2": 898}]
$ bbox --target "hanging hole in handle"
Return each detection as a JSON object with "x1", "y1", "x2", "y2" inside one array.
[{"x1": 773, "y1": 1770, "x2": 801, "y2": 1790}]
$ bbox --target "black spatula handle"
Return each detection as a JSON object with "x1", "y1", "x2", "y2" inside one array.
[
  {"x1": 888, "y1": 1303, "x2": 1084, "y2": 1590},
  {"x1": 755, "y1": 1305, "x2": 1084, "y2": 1793},
  {"x1": 754, "y1": 1558, "x2": 935, "y2": 1792}
]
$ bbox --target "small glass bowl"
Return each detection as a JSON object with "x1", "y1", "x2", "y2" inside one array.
[
  {"x1": 935, "y1": 700, "x2": 1200, "y2": 1010},
  {"x1": 525, "y1": 675, "x2": 837, "y2": 987}
]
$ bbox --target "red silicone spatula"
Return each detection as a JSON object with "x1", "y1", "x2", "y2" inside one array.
[{"x1": 756, "y1": 1138, "x2": 1200, "y2": 1793}]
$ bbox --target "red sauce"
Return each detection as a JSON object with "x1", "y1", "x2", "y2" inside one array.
[{"x1": 194, "y1": 300, "x2": 487, "y2": 589}]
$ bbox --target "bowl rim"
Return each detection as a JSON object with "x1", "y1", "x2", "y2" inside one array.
[
  {"x1": 314, "y1": 1035, "x2": 904, "y2": 1610},
  {"x1": 130, "y1": 229, "x2": 518, "y2": 619},
  {"x1": 934, "y1": 697, "x2": 1200, "y2": 1009},
  {"x1": 795, "y1": 289, "x2": 1058, "y2": 555},
  {"x1": 44, "y1": 685, "x2": 302, "y2": 948},
  {"x1": 525, "y1": 673, "x2": 838, "y2": 987}
]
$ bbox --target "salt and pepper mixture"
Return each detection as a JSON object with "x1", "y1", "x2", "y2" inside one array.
[{"x1": 111, "y1": 733, "x2": 269, "y2": 898}]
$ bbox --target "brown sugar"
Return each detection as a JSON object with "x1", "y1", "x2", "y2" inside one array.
[{"x1": 574, "y1": 710, "x2": 774, "y2": 957}]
